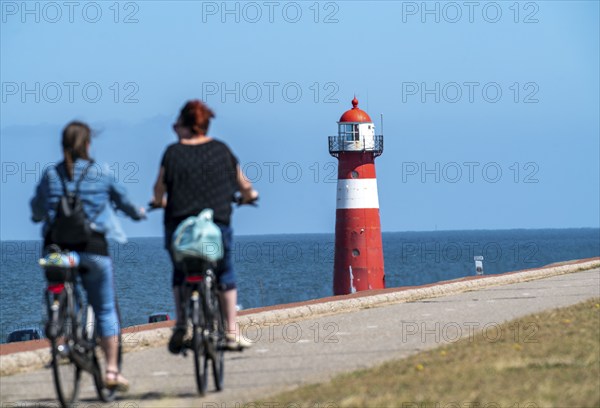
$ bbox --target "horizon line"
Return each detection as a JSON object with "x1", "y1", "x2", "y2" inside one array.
[{"x1": 2, "y1": 226, "x2": 599, "y2": 242}]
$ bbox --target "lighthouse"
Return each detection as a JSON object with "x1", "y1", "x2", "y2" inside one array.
[{"x1": 328, "y1": 97, "x2": 385, "y2": 295}]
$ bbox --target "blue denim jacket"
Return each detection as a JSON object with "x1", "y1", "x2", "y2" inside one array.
[{"x1": 31, "y1": 159, "x2": 143, "y2": 243}]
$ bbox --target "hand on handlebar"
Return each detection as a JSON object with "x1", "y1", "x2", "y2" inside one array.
[
  {"x1": 147, "y1": 198, "x2": 166, "y2": 211},
  {"x1": 234, "y1": 190, "x2": 259, "y2": 207}
]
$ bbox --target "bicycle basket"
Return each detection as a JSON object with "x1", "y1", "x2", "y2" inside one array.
[
  {"x1": 39, "y1": 251, "x2": 78, "y2": 282},
  {"x1": 43, "y1": 266, "x2": 76, "y2": 283},
  {"x1": 172, "y1": 209, "x2": 224, "y2": 263}
]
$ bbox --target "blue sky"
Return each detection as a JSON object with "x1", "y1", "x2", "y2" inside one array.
[{"x1": 1, "y1": 1, "x2": 599, "y2": 240}]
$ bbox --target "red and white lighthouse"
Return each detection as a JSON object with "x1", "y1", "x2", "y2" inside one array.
[{"x1": 329, "y1": 97, "x2": 385, "y2": 295}]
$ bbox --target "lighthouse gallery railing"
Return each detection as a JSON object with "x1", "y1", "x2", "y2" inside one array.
[{"x1": 328, "y1": 135, "x2": 383, "y2": 158}]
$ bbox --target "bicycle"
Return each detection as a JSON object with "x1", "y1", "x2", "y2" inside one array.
[
  {"x1": 40, "y1": 248, "x2": 123, "y2": 408},
  {"x1": 149, "y1": 195, "x2": 256, "y2": 395},
  {"x1": 174, "y1": 257, "x2": 230, "y2": 395}
]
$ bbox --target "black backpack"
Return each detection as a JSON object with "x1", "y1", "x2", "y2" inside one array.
[{"x1": 49, "y1": 163, "x2": 95, "y2": 247}]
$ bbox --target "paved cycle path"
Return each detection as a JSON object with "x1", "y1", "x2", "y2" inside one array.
[{"x1": 1, "y1": 267, "x2": 599, "y2": 407}]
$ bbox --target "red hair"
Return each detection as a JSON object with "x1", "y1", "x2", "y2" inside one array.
[{"x1": 179, "y1": 100, "x2": 215, "y2": 135}]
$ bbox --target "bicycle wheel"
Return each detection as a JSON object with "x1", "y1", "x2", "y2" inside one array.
[
  {"x1": 192, "y1": 295, "x2": 208, "y2": 395},
  {"x1": 86, "y1": 305, "x2": 118, "y2": 402},
  {"x1": 92, "y1": 354, "x2": 117, "y2": 402},
  {"x1": 210, "y1": 292, "x2": 225, "y2": 391},
  {"x1": 50, "y1": 295, "x2": 81, "y2": 407}
]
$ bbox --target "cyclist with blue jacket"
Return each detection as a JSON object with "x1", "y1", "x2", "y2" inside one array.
[{"x1": 31, "y1": 121, "x2": 145, "y2": 391}]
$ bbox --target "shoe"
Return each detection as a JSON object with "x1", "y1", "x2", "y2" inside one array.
[
  {"x1": 225, "y1": 333, "x2": 252, "y2": 351},
  {"x1": 168, "y1": 326, "x2": 186, "y2": 354},
  {"x1": 105, "y1": 370, "x2": 130, "y2": 392}
]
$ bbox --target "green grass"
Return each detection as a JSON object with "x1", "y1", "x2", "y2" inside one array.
[{"x1": 257, "y1": 298, "x2": 600, "y2": 408}]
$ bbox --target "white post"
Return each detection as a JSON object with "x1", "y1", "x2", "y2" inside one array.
[{"x1": 474, "y1": 256, "x2": 484, "y2": 275}]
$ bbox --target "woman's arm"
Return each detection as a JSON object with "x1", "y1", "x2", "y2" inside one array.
[
  {"x1": 109, "y1": 178, "x2": 145, "y2": 220},
  {"x1": 236, "y1": 164, "x2": 259, "y2": 203},
  {"x1": 152, "y1": 166, "x2": 167, "y2": 208}
]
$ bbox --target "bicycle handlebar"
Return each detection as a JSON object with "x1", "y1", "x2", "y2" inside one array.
[
  {"x1": 147, "y1": 195, "x2": 259, "y2": 212},
  {"x1": 147, "y1": 201, "x2": 162, "y2": 212},
  {"x1": 232, "y1": 193, "x2": 259, "y2": 207}
]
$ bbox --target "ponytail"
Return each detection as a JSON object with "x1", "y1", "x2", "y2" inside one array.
[{"x1": 62, "y1": 121, "x2": 91, "y2": 180}]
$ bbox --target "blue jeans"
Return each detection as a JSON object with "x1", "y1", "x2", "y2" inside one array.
[{"x1": 78, "y1": 253, "x2": 119, "y2": 337}]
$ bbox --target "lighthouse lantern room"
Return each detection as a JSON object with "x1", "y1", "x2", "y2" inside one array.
[
  {"x1": 328, "y1": 97, "x2": 385, "y2": 295},
  {"x1": 329, "y1": 97, "x2": 383, "y2": 157}
]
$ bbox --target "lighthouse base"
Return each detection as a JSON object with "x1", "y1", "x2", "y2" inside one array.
[{"x1": 333, "y1": 208, "x2": 385, "y2": 295}]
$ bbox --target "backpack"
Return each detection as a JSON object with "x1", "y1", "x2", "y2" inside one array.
[
  {"x1": 49, "y1": 163, "x2": 94, "y2": 247},
  {"x1": 172, "y1": 209, "x2": 224, "y2": 263}
]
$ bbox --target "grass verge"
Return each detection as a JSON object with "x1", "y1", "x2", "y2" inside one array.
[{"x1": 256, "y1": 298, "x2": 600, "y2": 408}]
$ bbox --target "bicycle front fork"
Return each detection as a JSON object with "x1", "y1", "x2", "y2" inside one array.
[
  {"x1": 45, "y1": 291, "x2": 63, "y2": 339},
  {"x1": 191, "y1": 289, "x2": 201, "y2": 327}
]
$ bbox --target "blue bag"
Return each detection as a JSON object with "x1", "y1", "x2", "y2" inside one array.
[{"x1": 172, "y1": 209, "x2": 224, "y2": 262}]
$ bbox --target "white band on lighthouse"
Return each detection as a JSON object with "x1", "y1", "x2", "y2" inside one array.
[{"x1": 336, "y1": 178, "x2": 380, "y2": 209}]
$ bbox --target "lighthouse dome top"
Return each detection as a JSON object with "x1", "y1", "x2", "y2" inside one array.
[{"x1": 339, "y1": 97, "x2": 372, "y2": 123}]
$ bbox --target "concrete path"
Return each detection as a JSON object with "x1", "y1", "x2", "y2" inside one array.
[{"x1": 1, "y1": 267, "x2": 599, "y2": 407}]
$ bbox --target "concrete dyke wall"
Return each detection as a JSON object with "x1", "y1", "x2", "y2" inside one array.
[
  {"x1": 237, "y1": 258, "x2": 600, "y2": 326},
  {"x1": 1, "y1": 258, "x2": 599, "y2": 377}
]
